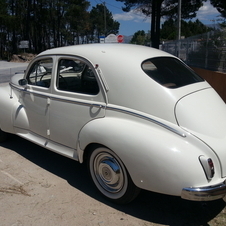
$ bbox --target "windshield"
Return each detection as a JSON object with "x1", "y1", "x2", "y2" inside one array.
[{"x1": 142, "y1": 57, "x2": 204, "y2": 88}]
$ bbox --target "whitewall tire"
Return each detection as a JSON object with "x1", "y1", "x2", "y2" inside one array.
[{"x1": 88, "y1": 146, "x2": 140, "y2": 204}]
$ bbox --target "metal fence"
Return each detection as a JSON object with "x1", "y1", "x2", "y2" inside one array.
[{"x1": 162, "y1": 29, "x2": 226, "y2": 73}]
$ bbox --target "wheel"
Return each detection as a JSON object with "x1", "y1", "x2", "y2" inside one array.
[
  {"x1": 88, "y1": 146, "x2": 140, "y2": 204},
  {"x1": 0, "y1": 129, "x2": 8, "y2": 142}
]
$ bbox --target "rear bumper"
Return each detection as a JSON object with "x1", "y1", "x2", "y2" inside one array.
[{"x1": 181, "y1": 181, "x2": 226, "y2": 201}]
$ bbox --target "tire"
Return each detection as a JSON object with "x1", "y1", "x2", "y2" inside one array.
[
  {"x1": 88, "y1": 146, "x2": 140, "y2": 204},
  {"x1": 0, "y1": 128, "x2": 8, "y2": 142}
]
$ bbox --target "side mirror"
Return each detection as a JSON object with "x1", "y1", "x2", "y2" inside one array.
[{"x1": 18, "y1": 79, "x2": 28, "y2": 87}]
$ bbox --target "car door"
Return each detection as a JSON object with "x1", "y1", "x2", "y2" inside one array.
[
  {"x1": 49, "y1": 57, "x2": 106, "y2": 149},
  {"x1": 19, "y1": 57, "x2": 54, "y2": 137}
]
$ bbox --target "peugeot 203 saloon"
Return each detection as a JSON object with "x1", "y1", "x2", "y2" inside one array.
[{"x1": 1, "y1": 43, "x2": 226, "y2": 204}]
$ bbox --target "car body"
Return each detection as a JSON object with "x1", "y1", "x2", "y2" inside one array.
[{"x1": 1, "y1": 43, "x2": 226, "y2": 204}]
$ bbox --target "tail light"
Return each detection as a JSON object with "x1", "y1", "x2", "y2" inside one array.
[
  {"x1": 199, "y1": 156, "x2": 215, "y2": 180},
  {"x1": 208, "y1": 158, "x2": 215, "y2": 178}
]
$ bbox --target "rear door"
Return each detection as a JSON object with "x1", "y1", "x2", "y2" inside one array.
[{"x1": 49, "y1": 56, "x2": 106, "y2": 149}]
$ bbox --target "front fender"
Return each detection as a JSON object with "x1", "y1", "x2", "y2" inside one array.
[
  {"x1": 78, "y1": 117, "x2": 222, "y2": 197},
  {"x1": 0, "y1": 84, "x2": 29, "y2": 133},
  {"x1": 0, "y1": 84, "x2": 16, "y2": 133}
]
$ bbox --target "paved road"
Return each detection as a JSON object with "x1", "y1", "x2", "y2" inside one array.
[{"x1": 0, "y1": 61, "x2": 28, "y2": 83}]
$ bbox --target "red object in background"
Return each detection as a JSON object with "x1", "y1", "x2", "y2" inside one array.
[{"x1": 117, "y1": 35, "x2": 124, "y2": 43}]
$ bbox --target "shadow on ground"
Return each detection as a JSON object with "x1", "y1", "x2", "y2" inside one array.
[{"x1": 2, "y1": 135, "x2": 225, "y2": 226}]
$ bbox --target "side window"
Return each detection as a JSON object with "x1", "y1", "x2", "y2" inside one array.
[
  {"x1": 57, "y1": 59, "x2": 99, "y2": 95},
  {"x1": 27, "y1": 58, "x2": 53, "y2": 88}
]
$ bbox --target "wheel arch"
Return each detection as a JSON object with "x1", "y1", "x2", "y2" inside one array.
[{"x1": 82, "y1": 142, "x2": 102, "y2": 163}]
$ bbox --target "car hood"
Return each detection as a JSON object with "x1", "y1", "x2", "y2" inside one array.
[{"x1": 175, "y1": 87, "x2": 226, "y2": 177}]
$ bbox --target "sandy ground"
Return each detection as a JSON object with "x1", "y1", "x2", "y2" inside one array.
[{"x1": 0, "y1": 135, "x2": 226, "y2": 226}]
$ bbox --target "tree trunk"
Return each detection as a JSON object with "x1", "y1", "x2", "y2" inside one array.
[{"x1": 151, "y1": 0, "x2": 163, "y2": 49}]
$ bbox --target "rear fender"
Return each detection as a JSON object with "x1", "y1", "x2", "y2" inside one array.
[{"x1": 78, "y1": 117, "x2": 221, "y2": 196}]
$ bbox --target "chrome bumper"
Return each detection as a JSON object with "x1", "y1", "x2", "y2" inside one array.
[{"x1": 181, "y1": 181, "x2": 226, "y2": 201}]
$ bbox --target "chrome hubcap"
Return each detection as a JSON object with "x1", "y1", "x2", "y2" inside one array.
[{"x1": 94, "y1": 153, "x2": 124, "y2": 193}]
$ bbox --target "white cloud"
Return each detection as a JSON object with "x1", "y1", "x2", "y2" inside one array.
[
  {"x1": 114, "y1": 0, "x2": 222, "y2": 35},
  {"x1": 196, "y1": 0, "x2": 221, "y2": 23},
  {"x1": 113, "y1": 9, "x2": 150, "y2": 23},
  {"x1": 113, "y1": 1, "x2": 221, "y2": 25}
]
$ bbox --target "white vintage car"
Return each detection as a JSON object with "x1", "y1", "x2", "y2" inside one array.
[{"x1": 1, "y1": 43, "x2": 226, "y2": 204}]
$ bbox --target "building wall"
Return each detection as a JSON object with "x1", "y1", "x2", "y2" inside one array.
[{"x1": 192, "y1": 67, "x2": 226, "y2": 103}]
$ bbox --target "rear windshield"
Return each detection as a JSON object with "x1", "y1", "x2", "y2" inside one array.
[{"x1": 142, "y1": 57, "x2": 204, "y2": 88}]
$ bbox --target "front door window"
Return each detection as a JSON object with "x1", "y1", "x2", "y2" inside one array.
[{"x1": 27, "y1": 58, "x2": 53, "y2": 88}]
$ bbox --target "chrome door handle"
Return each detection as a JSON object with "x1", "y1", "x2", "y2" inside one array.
[{"x1": 92, "y1": 104, "x2": 103, "y2": 108}]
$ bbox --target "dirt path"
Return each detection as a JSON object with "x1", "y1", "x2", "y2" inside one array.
[{"x1": 0, "y1": 135, "x2": 226, "y2": 226}]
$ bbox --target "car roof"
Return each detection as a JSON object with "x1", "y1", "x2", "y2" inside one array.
[{"x1": 38, "y1": 43, "x2": 175, "y2": 63}]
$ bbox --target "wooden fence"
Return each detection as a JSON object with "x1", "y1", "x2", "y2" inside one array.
[{"x1": 192, "y1": 67, "x2": 226, "y2": 103}]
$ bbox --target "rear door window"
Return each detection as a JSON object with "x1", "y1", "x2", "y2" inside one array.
[{"x1": 56, "y1": 58, "x2": 99, "y2": 95}]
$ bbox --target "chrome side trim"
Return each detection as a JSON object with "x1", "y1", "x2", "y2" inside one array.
[
  {"x1": 10, "y1": 82, "x2": 24, "y2": 91},
  {"x1": 10, "y1": 82, "x2": 185, "y2": 137},
  {"x1": 10, "y1": 83, "x2": 49, "y2": 99},
  {"x1": 10, "y1": 83, "x2": 105, "y2": 108},
  {"x1": 50, "y1": 96, "x2": 102, "y2": 107},
  {"x1": 107, "y1": 106, "x2": 186, "y2": 138},
  {"x1": 181, "y1": 181, "x2": 226, "y2": 201}
]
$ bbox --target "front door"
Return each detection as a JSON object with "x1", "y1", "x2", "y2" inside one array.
[{"x1": 19, "y1": 57, "x2": 54, "y2": 137}]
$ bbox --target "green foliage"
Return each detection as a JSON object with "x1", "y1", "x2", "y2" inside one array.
[
  {"x1": 161, "y1": 19, "x2": 212, "y2": 40},
  {"x1": 210, "y1": 0, "x2": 226, "y2": 18},
  {"x1": 160, "y1": 18, "x2": 177, "y2": 40},
  {"x1": 130, "y1": 30, "x2": 147, "y2": 45},
  {"x1": 116, "y1": 0, "x2": 207, "y2": 48},
  {"x1": 90, "y1": 4, "x2": 120, "y2": 39},
  {"x1": 0, "y1": 0, "x2": 120, "y2": 59}
]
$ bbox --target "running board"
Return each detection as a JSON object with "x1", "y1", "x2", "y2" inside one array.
[{"x1": 15, "y1": 128, "x2": 78, "y2": 161}]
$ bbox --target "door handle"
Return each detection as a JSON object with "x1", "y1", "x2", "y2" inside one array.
[
  {"x1": 92, "y1": 104, "x2": 104, "y2": 108},
  {"x1": 47, "y1": 98, "x2": 51, "y2": 105}
]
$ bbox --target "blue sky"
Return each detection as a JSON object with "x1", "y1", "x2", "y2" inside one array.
[{"x1": 89, "y1": 0, "x2": 222, "y2": 36}]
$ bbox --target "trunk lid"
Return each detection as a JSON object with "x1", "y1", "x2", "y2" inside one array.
[{"x1": 175, "y1": 88, "x2": 226, "y2": 177}]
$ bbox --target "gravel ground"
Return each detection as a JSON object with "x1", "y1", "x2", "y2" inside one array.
[{"x1": 0, "y1": 135, "x2": 226, "y2": 226}]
